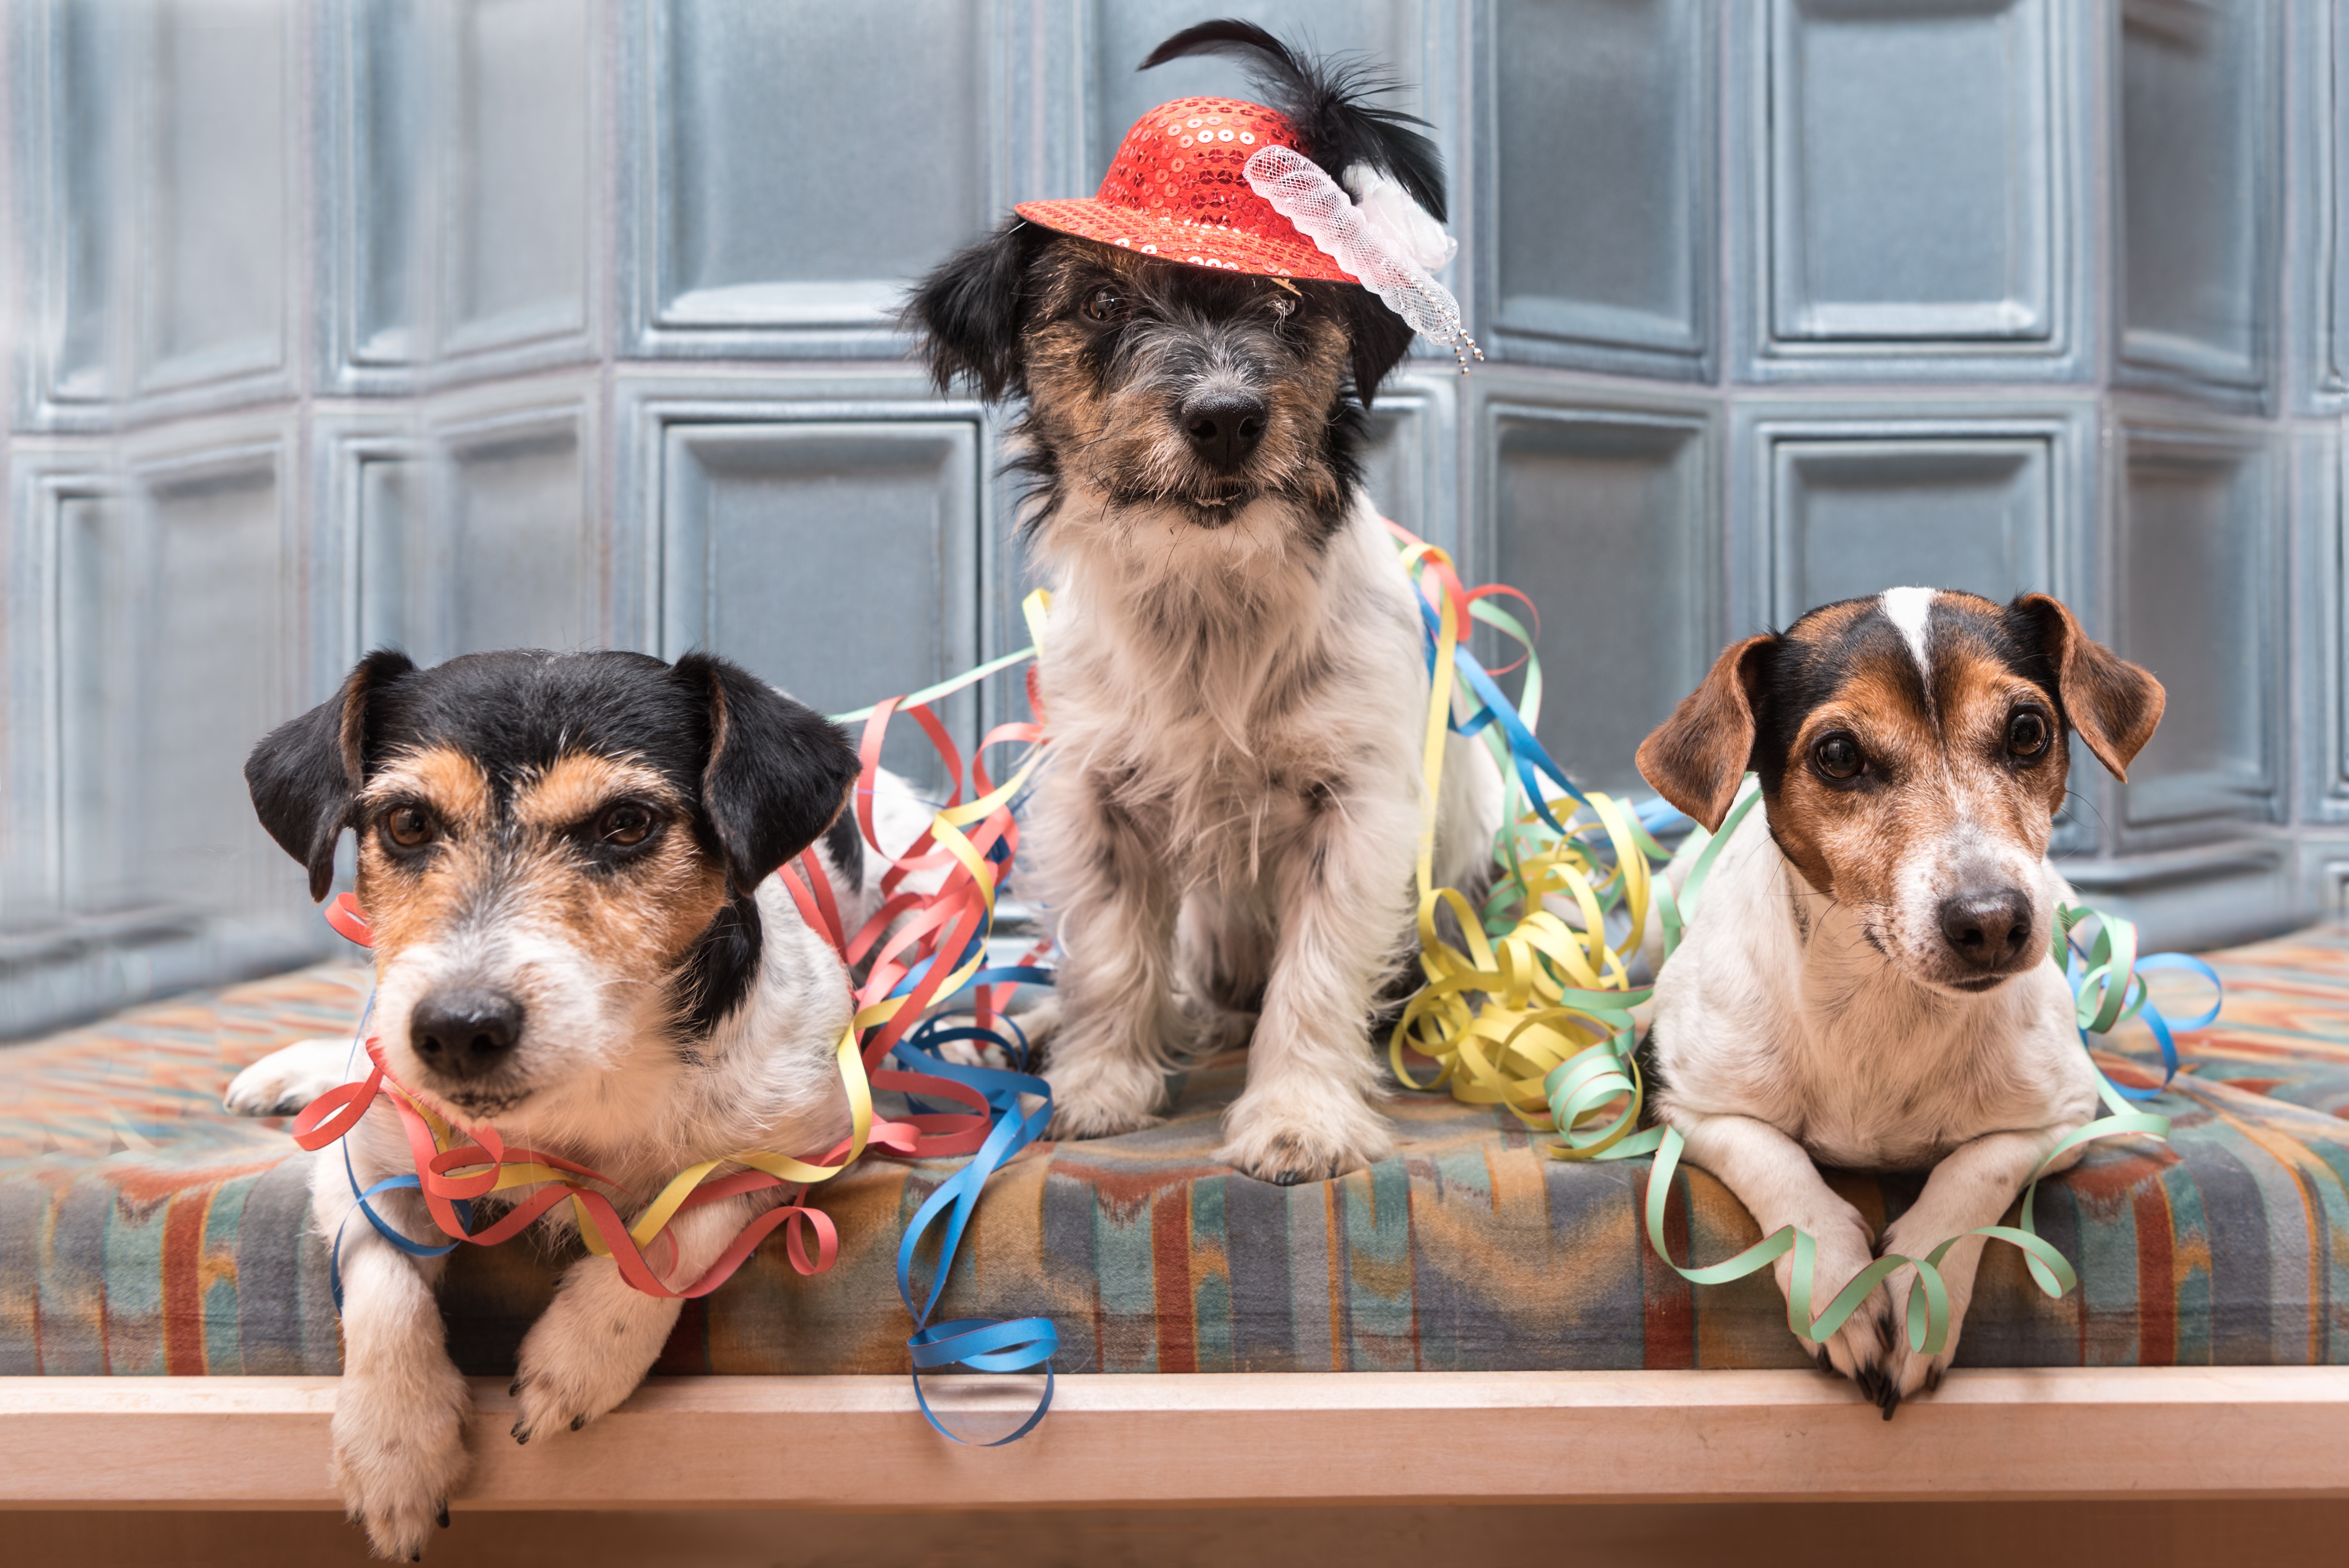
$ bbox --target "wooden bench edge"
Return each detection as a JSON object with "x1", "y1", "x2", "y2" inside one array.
[{"x1": 4, "y1": 1368, "x2": 2347, "y2": 1509}]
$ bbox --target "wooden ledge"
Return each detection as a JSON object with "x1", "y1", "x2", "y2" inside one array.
[{"x1": 5, "y1": 1368, "x2": 2348, "y2": 1510}]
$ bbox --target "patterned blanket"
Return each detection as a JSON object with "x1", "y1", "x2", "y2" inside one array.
[{"x1": 3, "y1": 931, "x2": 2346, "y2": 1376}]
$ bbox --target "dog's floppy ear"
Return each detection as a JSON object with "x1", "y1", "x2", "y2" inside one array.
[
  {"x1": 2010, "y1": 593, "x2": 2165, "y2": 782},
  {"x1": 902, "y1": 218, "x2": 1044, "y2": 402},
  {"x1": 673, "y1": 653, "x2": 861, "y2": 897},
  {"x1": 1329, "y1": 281, "x2": 1419, "y2": 408},
  {"x1": 1637, "y1": 634, "x2": 1774, "y2": 833},
  {"x1": 245, "y1": 649, "x2": 417, "y2": 902}
]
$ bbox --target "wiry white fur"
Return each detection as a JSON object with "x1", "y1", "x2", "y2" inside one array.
[
  {"x1": 1028, "y1": 482, "x2": 1500, "y2": 1182},
  {"x1": 225, "y1": 773, "x2": 931, "y2": 1560},
  {"x1": 1646, "y1": 803, "x2": 2100, "y2": 1404}
]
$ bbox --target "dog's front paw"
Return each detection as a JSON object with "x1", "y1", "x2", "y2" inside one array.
[
  {"x1": 1775, "y1": 1204, "x2": 1901, "y2": 1411},
  {"x1": 331, "y1": 1362, "x2": 470, "y2": 1560},
  {"x1": 1217, "y1": 1081, "x2": 1394, "y2": 1186},
  {"x1": 1042, "y1": 1036, "x2": 1169, "y2": 1140},
  {"x1": 225, "y1": 1038, "x2": 359, "y2": 1117},
  {"x1": 1871, "y1": 1214, "x2": 1982, "y2": 1407},
  {"x1": 508, "y1": 1273, "x2": 675, "y2": 1445}
]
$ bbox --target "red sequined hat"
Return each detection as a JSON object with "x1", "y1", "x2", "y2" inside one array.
[{"x1": 1015, "y1": 97, "x2": 1354, "y2": 282}]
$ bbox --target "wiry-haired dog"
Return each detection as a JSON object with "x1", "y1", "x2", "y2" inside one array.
[
  {"x1": 905, "y1": 21, "x2": 1499, "y2": 1183},
  {"x1": 225, "y1": 648, "x2": 929, "y2": 1559}
]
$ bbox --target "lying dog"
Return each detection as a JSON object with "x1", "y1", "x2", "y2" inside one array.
[
  {"x1": 905, "y1": 22, "x2": 1498, "y2": 1183},
  {"x1": 228, "y1": 648, "x2": 921, "y2": 1558},
  {"x1": 1636, "y1": 588, "x2": 2165, "y2": 1412}
]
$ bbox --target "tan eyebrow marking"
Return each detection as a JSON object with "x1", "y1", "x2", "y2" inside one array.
[
  {"x1": 512, "y1": 753, "x2": 682, "y2": 831},
  {"x1": 362, "y1": 745, "x2": 492, "y2": 828}
]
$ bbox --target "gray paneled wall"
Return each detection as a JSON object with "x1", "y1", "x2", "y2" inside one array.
[{"x1": 2, "y1": 0, "x2": 2343, "y2": 1036}]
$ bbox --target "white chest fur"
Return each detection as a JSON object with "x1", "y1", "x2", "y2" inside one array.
[{"x1": 1649, "y1": 807, "x2": 2098, "y2": 1170}]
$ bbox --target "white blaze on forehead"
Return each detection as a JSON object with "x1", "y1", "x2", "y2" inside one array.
[{"x1": 1880, "y1": 586, "x2": 1937, "y2": 678}]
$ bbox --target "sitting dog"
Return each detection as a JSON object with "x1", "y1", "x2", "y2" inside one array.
[
  {"x1": 228, "y1": 647, "x2": 915, "y2": 1558},
  {"x1": 905, "y1": 22, "x2": 1498, "y2": 1184},
  {"x1": 1636, "y1": 588, "x2": 2165, "y2": 1413}
]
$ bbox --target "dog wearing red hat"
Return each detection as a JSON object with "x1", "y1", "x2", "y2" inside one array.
[{"x1": 906, "y1": 21, "x2": 1499, "y2": 1184}]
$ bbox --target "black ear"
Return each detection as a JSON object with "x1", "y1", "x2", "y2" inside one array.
[
  {"x1": 1323, "y1": 280, "x2": 1418, "y2": 407},
  {"x1": 901, "y1": 218, "x2": 1046, "y2": 402},
  {"x1": 245, "y1": 649, "x2": 416, "y2": 901},
  {"x1": 672, "y1": 653, "x2": 861, "y2": 897}
]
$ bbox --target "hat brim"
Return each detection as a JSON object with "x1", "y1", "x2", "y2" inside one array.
[{"x1": 1014, "y1": 198, "x2": 1356, "y2": 284}]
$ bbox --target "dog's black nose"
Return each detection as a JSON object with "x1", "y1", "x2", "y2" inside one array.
[
  {"x1": 1182, "y1": 393, "x2": 1268, "y2": 471},
  {"x1": 1936, "y1": 890, "x2": 2032, "y2": 970},
  {"x1": 409, "y1": 990, "x2": 525, "y2": 1079}
]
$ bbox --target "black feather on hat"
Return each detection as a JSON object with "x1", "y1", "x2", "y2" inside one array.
[{"x1": 1140, "y1": 19, "x2": 1448, "y2": 224}]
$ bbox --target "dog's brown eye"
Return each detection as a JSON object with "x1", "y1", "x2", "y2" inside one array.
[
  {"x1": 383, "y1": 805, "x2": 434, "y2": 849},
  {"x1": 2006, "y1": 710, "x2": 2051, "y2": 759},
  {"x1": 597, "y1": 802, "x2": 656, "y2": 847},
  {"x1": 1080, "y1": 284, "x2": 1127, "y2": 324},
  {"x1": 1813, "y1": 733, "x2": 1865, "y2": 781}
]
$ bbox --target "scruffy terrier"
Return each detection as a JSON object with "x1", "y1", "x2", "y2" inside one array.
[
  {"x1": 227, "y1": 648, "x2": 935, "y2": 1558},
  {"x1": 905, "y1": 22, "x2": 1498, "y2": 1184}
]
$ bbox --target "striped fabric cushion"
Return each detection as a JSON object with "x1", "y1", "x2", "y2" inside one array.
[{"x1": 4, "y1": 931, "x2": 2347, "y2": 1377}]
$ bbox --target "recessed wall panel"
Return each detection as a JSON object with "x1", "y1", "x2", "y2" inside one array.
[
  {"x1": 2117, "y1": 0, "x2": 2272, "y2": 393},
  {"x1": 445, "y1": 0, "x2": 589, "y2": 353},
  {"x1": 1773, "y1": 440, "x2": 2053, "y2": 617},
  {"x1": 655, "y1": 0, "x2": 984, "y2": 330},
  {"x1": 2118, "y1": 432, "x2": 2279, "y2": 828},
  {"x1": 1770, "y1": 0, "x2": 2052, "y2": 344},
  {"x1": 350, "y1": 0, "x2": 429, "y2": 368},
  {"x1": 1490, "y1": 410, "x2": 1710, "y2": 796},
  {"x1": 660, "y1": 421, "x2": 980, "y2": 788},
  {"x1": 444, "y1": 430, "x2": 588, "y2": 656},
  {"x1": 50, "y1": 0, "x2": 120, "y2": 406},
  {"x1": 356, "y1": 456, "x2": 424, "y2": 654},
  {"x1": 141, "y1": 0, "x2": 288, "y2": 390},
  {"x1": 62, "y1": 461, "x2": 290, "y2": 924},
  {"x1": 1493, "y1": 0, "x2": 1705, "y2": 367}
]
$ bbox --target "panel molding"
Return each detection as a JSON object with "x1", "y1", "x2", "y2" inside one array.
[
  {"x1": 2112, "y1": 0, "x2": 2280, "y2": 407},
  {"x1": 1464, "y1": 369, "x2": 1719, "y2": 796},
  {"x1": 1479, "y1": 0, "x2": 1714, "y2": 380},
  {"x1": 1736, "y1": 0, "x2": 2089, "y2": 383},
  {"x1": 618, "y1": 0, "x2": 1074, "y2": 361},
  {"x1": 2110, "y1": 415, "x2": 2284, "y2": 844}
]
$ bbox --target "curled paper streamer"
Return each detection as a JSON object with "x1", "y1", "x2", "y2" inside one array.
[{"x1": 1244, "y1": 144, "x2": 1483, "y2": 371}]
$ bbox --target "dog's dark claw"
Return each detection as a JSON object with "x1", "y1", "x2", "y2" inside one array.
[
  {"x1": 569, "y1": 1415, "x2": 587, "y2": 1432},
  {"x1": 511, "y1": 1421, "x2": 530, "y2": 1446},
  {"x1": 1924, "y1": 1364, "x2": 1944, "y2": 1394},
  {"x1": 1812, "y1": 1345, "x2": 1835, "y2": 1375},
  {"x1": 436, "y1": 1502, "x2": 450, "y2": 1529},
  {"x1": 508, "y1": 1378, "x2": 522, "y2": 1397},
  {"x1": 1876, "y1": 1376, "x2": 1902, "y2": 1420}
]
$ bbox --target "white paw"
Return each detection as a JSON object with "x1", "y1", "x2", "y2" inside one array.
[
  {"x1": 1217, "y1": 1075, "x2": 1394, "y2": 1186},
  {"x1": 331, "y1": 1362, "x2": 470, "y2": 1560},
  {"x1": 1872, "y1": 1213, "x2": 1980, "y2": 1406},
  {"x1": 1775, "y1": 1201, "x2": 1901, "y2": 1411},
  {"x1": 507, "y1": 1268, "x2": 674, "y2": 1446},
  {"x1": 933, "y1": 1034, "x2": 1013, "y2": 1071},
  {"x1": 1042, "y1": 1033, "x2": 1169, "y2": 1140},
  {"x1": 226, "y1": 1038, "x2": 361, "y2": 1117}
]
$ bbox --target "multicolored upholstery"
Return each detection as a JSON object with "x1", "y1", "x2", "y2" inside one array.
[{"x1": 5, "y1": 931, "x2": 2348, "y2": 1378}]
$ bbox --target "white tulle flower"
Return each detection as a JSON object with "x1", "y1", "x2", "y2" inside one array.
[{"x1": 1244, "y1": 145, "x2": 1481, "y2": 371}]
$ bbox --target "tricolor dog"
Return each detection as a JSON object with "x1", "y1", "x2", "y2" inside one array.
[
  {"x1": 1636, "y1": 588, "x2": 2165, "y2": 1413},
  {"x1": 905, "y1": 21, "x2": 1499, "y2": 1184},
  {"x1": 227, "y1": 648, "x2": 928, "y2": 1559}
]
